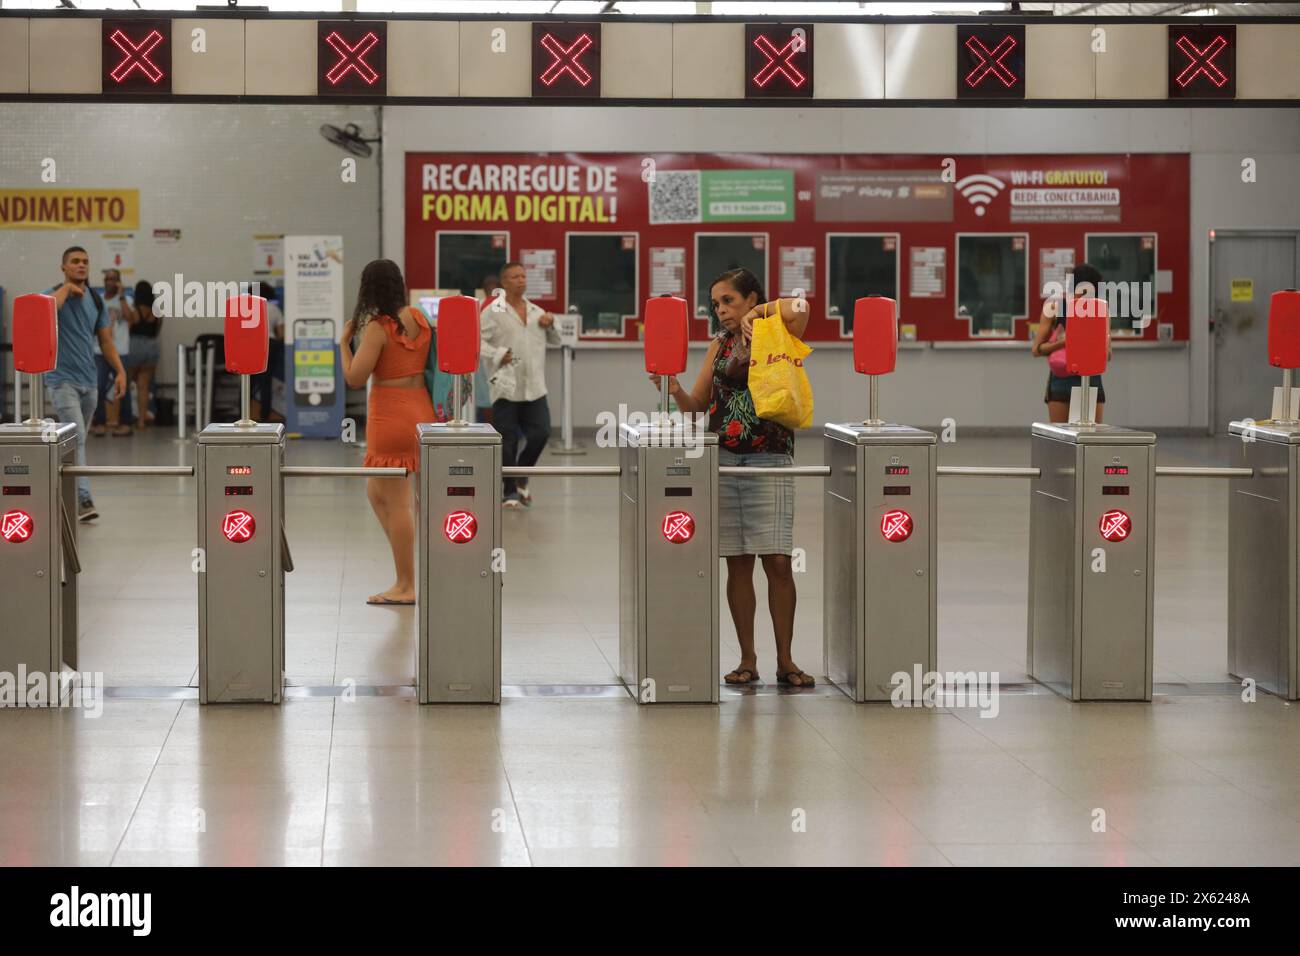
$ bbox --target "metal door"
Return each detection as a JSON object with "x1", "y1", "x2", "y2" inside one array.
[{"x1": 1212, "y1": 232, "x2": 1299, "y2": 432}]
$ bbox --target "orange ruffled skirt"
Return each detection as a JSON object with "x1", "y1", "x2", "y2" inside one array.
[{"x1": 364, "y1": 385, "x2": 434, "y2": 474}]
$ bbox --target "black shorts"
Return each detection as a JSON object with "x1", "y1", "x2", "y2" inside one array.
[{"x1": 1045, "y1": 374, "x2": 1105, "y2": 404}]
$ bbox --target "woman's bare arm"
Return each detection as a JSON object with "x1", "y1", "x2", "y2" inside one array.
[{"x1": 650, "y1": 338, "x2": 718, "y2": 414}]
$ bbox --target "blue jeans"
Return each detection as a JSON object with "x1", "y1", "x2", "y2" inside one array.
[
  {"x1": 46, "y1": 382, "x2": 97, "y2": 504},
  {"x1": 93, "y1": 354, "x2": 133, "y2": 426}
]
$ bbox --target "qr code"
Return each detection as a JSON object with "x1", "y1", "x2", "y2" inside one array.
[{"x1": 649, "y1": 170, "x2": 701, "y2": 224}]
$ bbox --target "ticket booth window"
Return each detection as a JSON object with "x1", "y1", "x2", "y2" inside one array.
[
  {"x1": 436, "y1": 232, "x2": 510, "y2": 296},
  {"x1": 956, "y1": 234, "x2": 1028, "y2": 337},
  {"x1": 1086, "y1": 234, "x2": 1157, "y2": 337},
  {"x1": 567, "y1": 233, "x2": 638, "y2": 336},
  {"x1": 826, "y1": 234, "x2": 900, "y2": 337},
  {"x1": 696, "y1": 233, "x2": 769, "y2": 334}
]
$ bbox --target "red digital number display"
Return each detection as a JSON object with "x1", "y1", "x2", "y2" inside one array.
[
  {"x1": 885, "y1": 465, "x2": 910, "y2": 476},
  {"x1": 745, "y1": 24, "x2": 813, "y2": 99},
  {"x1": 532, "y1": 23, "x2": 600, "y2": 98},
  {"x1": 102, "y1": 20, "x2": 172, "y2": 95},
  {"x1": 318, "y1": 21, "x2": 387, "y2": 96},
  {"x1": 1104, "y1": 466, "x2": 1129, "y2": 476}
]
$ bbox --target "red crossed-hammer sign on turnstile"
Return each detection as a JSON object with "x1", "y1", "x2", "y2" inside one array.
[
  {"x1": 222, "y1": 510, "x2": 255, "y2": 543},
  {"x1": 964, "y1": 34, "x2": 1018, "y2": 89},
  {"x1": 539, "y1": 33, "x2": 594, "y2": 87},
  {"x1": 1174, "y1": 34, "x2": 1230, "y2": 89},
  {"x1": 880, "y1": 509, "x2": 913, "y2": 543},
  {"x1": 752, "y1": 34, "x2": 807, "y2": 88},
  {"x1": 108, "y1": 28, "x2": 166, "y2": 85},
  {"x1": 444, "y1": 510, "x2": 477, "y2": 543},
  {"x1": 662, "y1": 511, "x2": 695, "y2": 543},
  {"x1": 1, "y1": 510, "x2": 33, "y2": 543},
  {"x1": 324, "y1": 31, "x2": 382, "y2": 86},
  {"x1": 1099, "y1": 509, "x2": 1131, "y2": 542}
]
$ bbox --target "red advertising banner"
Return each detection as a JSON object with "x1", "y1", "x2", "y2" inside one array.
[{"x1": 405, "y1": 152, "x2": 1189, "y2": 342}]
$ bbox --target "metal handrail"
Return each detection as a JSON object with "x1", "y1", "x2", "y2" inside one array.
[
  {"x1": 503, "y1": 466, "x2": 622, "y2": 477},
  {"x1": 1156, "y1": 467, "x2": 1253, "y2": 479},
  {"x1": 938, "y1": 466, "x2": 1040, "y2": 479},
  {"x1": 62, "y1": 465, "x2": 194, "y2": 477},
  {"x1": 282, "y1": 466, "x2": 407, "y2": 478},
  {"x1": 718, "y1": 466, "x2": 832, "y2": 477}
]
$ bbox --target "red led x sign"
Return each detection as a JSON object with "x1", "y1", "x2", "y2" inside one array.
[
  {"x1": 222, "y1": 510, "x2": 256, "y2": 544},
  {"x1": 444, "y1": 510, "x2": 478, "y2": 544},
  {"x1": 1, "y1": 510, "x2": 33, "y2": 544},
  {"x1": 957, "y1": 25, "x2": 1024, "y2": 100},
  {"x1": 1168, "y1": 26, "x2": 1235, "y2": 99},
  {"x1": 745, "y1": 24, "x2": 813, "y2": 99},
  {"x1": 662, "y1": 511, "x2": 695, "y2": 544},
  {"x1": 102, "y1": 20, "x2": 171, "y2": 94},
  {"x1": 880, "y1": 509, "x2": 913, "y2": 543},
  {"x1": 533, "y1": 23, "x2": 601, "y2": 98},
  {"x1": 1098, "y1": 509, "x2": 1132, "y2": 543},
  {"x1": 318, "y1": 21, "x2": 387, "y2": 96}
]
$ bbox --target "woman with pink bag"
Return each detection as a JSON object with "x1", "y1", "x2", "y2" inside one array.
[{"x1": 1031, "y1": 263, "x2": 1108, "y2": 423}]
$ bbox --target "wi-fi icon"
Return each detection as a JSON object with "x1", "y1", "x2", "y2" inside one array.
[{"x1": 955, "y1": 174, "x2": 1006, "y2": 217}]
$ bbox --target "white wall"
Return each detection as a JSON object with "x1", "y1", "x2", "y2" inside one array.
[
  {"x1": 0, "y1": 103, "x2": 381, "y2": 392},
  {"x1": 382, "y1": 105, "x2": 1300, "y2": 431}
]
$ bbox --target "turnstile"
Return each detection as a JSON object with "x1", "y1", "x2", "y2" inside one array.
[
  {"x1": 824, "y1": 423, "x2": 937, "y2": 702},
  {"x1": 0, "y1": 421, "x2": 79, "y2": 695},
  {"x1": 618, "y1": 421, "x2": 719, "y2": 704},
  {"x1": 417, "y1": 422, "x2": 502, "y2": 704},
  {"x1": 1227, "y1": 421, "x2": 1299, "y2": 699},
  {"x1": 197, "y1": 422, "x2": 286, "y2": 703},
  {"x1": 1027, "y1": 422, "x2": 1155, "y2": 701}
]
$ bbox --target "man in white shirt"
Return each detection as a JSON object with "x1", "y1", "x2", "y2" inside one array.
[
  {"x1": 480, "y1": 261, "x2": 560, "y2": 508},
  {"x1": 91, "y1": 268, "x2": 134, "y2": 436}
]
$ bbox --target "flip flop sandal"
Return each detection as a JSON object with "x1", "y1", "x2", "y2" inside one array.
[
  {"x1": 367, "y1": 595, "x2": 415, "y2": 606},
  {"x1": 776, "y1": 670, "x2": 816, "y2": 688},
  {"x1": 724, "y1": 667, "x2": 760, "y2": 685}
]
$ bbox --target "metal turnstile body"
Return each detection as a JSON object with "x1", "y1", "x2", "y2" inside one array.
[
  {"x1": 1028, "y1": 423, "x2": 1155, "y2": 701},
  {"x1": 418, "y1": 423, "x2": 502, "y2": 704},
  {"x1": 618, "y1": 422, "x2": 719, "y2": 704},
  {"x1": 0, "y1": 422, "x2": 78, "y2": 696},
  {"x1": 1227, "y1": 421, "x2": 1299, "y2": 699},
  {"x1": 197, "y1": 423, "x2": 285, "y2": 703},
  {"x1": 824, "y1": 423, "x2": 937, "y2": 702}
]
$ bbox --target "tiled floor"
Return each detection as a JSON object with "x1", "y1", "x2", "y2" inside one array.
[{"x1": 3, "y1": 427, "x2": 1299, "y2": 866}]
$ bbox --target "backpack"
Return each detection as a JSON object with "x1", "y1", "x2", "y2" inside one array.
[{"x1": 423, "y1": 324, "x2": 474, "y2": 423}]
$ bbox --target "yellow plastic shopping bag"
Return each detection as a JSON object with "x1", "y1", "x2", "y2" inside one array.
[{"x1": 749, "y1": 304, "x2": 814, "y2": 430}]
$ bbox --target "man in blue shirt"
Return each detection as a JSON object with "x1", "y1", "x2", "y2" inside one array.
[{"x1": 47, "y1": 246, "x2": 127, "y2": 521}]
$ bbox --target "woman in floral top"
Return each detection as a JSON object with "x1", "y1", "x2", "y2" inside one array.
[{"x1": 648, "y1": 268, "x2": 814, "y2": 688}]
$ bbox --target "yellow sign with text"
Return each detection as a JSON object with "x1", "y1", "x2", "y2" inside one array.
[
  {"x1": 0, "y1": 189, "x2": 140, "y2": 230},
  {"x1": 1231, "y1": 278, "x2": 1254, "y2": 303}
]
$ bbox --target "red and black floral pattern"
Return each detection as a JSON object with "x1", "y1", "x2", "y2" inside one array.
[{"x1": 707, "y1": 331, "x2": 794, "y2": 456}]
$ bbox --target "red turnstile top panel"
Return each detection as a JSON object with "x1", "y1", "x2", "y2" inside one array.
[
  {"x1": 644, "y1": 296, "x2": 689, "y2": 375},
  {"x1": 223, "y1": 295, "x2": 270, "y2": 375},
  {"x1": 438, "y1": 295, "x2": 481, "y2": 374},
  {"x1": 13, "y1": 293, "x2": 58, "y2": 374},
  {"x1": 1268, "y1": 289, "x2": 1300, "y2": 369},
  {"x1": 852, "y1": 296, "x2": 897, "y2": 375},
  {"x1": 1065, "y1": 296, "x2": 1109, "y2": 377}
]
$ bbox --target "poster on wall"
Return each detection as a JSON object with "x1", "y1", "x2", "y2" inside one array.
[
  {"x1": 253, "y1": 234, "x2": 284, "y2": 277},
  {"x1": 405, "y1": 153, "x2": 1190, "y2": 343},
  {"x1": 1039, "y1": 247, "x2": 1076, "y2": 296},
  {"x1": 520, "y1": 248, "x2": 556, "y2": 299},
  {"x1": 100, "y1": 233, "x2": 135, "y2": 276},
  {"x1": 283, "y1": 235, "x2": 344, "y2": 439}
]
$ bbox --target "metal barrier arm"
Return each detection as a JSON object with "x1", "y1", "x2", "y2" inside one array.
[
  {"x1": 937, "y1": 466, "x2": 1041, "y2": 479},
  {"x1": 59, "y1": 495, "x2": 82, "y2": 577},
  {"x1": 502, "y1": 466, "x2": 622, "y2": 478},
  {"x1": 282, "y1": 467, "x2": 407, "y2": 478},
  {"x1": 281, "y1": 524, "x2": 295, "y2": 574},
  {"x1": 62, "y1": 465, "x2": 195, "y2": 477},
  {"x1": 1155, "y1": 467, "x2": 1254, "y2": 479}
]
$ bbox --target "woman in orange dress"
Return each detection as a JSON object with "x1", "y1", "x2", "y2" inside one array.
[{"x1": 340, "y1": 259, "x2": 435, "y2": 606}]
